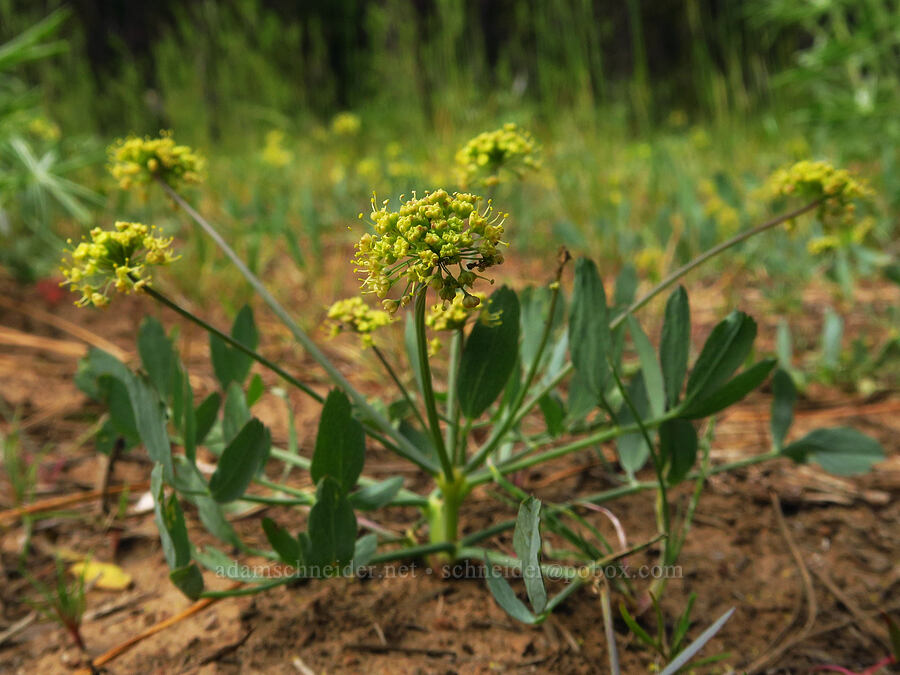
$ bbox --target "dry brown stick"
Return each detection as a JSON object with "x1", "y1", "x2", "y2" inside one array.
[
  {"x1": 0, "y1": 295, "x2": 129, "y2": 360},
  {"x1": 0, "y1": 482, "x2": 149, "y2": 525},
  {"x1": 744, "y1": 492, "x2": 818, "y2": 673},
  {"x1": 73, "y1": 581, "x2": 244, "y2": 674},
  {"x1": 0, "y1": 325, "x2": 87, "y2": 358},
  {"x1": 809, "y1": 564, "x2": 890, "y2": 651}
]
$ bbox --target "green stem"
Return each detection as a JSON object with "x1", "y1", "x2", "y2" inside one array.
[
  {"x1": 372, "y1": 345, "x2": 428, "y2": 432},
  {"x1": 159, "y1": 180, "x2": 437, "y2": 474},
  {"x1": 268, "y1": 446, "x2": 429, "y2": 507},
  {"x1": 143, "y1": 286, "x2": 322, "y2": 403},
  {"x1": 413, "y1": 286, "x2": 454, "y2": 481},
  {"x1": 461, "y1": 450, "x2": 780, "y2": 547},
  {"x1": 465, "y1": 199, "x2": 823, "y2": 471},
  {"x1": 607, "y1": 356, "x2": 671, "y2": 564},
  {"x1": 445, "y1": 329, "x2": 462, "y2": 464},
  {"x1": 467, "y1": 410, "x2": 679, "y2": 487}
]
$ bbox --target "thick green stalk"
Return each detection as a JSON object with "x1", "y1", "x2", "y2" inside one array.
[
  {"x1": 413, "y1": 286, "x2": 454, "y2": 481},
  {"x1": 445, "y1": 329, "x2": 462, "y2": 463},
  {"x1": 159, "y1": 181, "x2": 437, "y2": 474}
]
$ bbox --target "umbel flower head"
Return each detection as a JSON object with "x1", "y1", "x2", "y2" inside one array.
[
  {"x1": 60, "y1": 221, "x2": 178, "y2": 308},
  {"x1": 426, "y1": 291, "x2": 488, "y2": 331},
  {"x1": 353, "y1": 189, "x2": 508, "y2": 310},
  {"x1": 456, "y1": 123, "x2": 540, "y2": 187},
  {"x1": 109, "y1": 131, "x2": 205, "y2": 191},
  {"x1": 764, "y1": 160, "x2": 872, "y2": 229},
  {"x1": 325, "y1": 297, "x2": 394, "y2": 347}
]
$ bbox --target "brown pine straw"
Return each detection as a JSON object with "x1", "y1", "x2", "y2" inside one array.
[
  {"x1": 0, "y1": 295, "x2": 129, "y2": 361},
  {"x1": 724, "y1": 399, "x2": 900, "y2": 422},
  {"x1": 744, "y1": 492, "x2": 818, "y2": 673},
  {"x1": 0, "y1": 482, "x2": 150, "y2": 525},
  {"x1": 73, "y1": 581, "x2": 244, "y2": 675}
]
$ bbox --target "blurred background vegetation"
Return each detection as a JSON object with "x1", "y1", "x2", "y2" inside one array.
[{"x1": 0, "y1": 0, "x2": 897, "y2": 328}]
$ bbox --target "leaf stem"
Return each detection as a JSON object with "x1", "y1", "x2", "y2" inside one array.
[{"x1": 413, "y1": 286, "x2": 455, "y2": 481}]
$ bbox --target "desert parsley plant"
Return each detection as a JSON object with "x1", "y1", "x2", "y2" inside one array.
[{"x1": 65, "y1": 130, "x2": 884, "y2": 668}]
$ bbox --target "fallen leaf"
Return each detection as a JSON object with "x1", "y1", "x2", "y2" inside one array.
[{"x1": 70, "y1": 561, "x2": 133, "y2": 591}]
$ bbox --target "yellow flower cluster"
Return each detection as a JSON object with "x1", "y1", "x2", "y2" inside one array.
[
  {"x1": 325, "y1": 297, "x2": 394, "y2": 347},
  {"x1": 765, "y1": 160, "x2": 871, "y2": 228},
  {"x1": 261, "y1": 130, "x2": 292, "y2": 167},
  {"x1": 331, "y1": 112, "x2": 361, "y2": 136},
  {"x1": 425, "y1": 292, "x2": 487, "y2": 331},
  {"x1": 698, "y1": 178, "x2": 741, "y2": 236},
  {"x1": 456, "y1": 123, "x2": 540, "y2": 187},
  {"x1": 353, "y1": 189, "x2": 508, "y2": 310},
  {"x1": 109, "y1": 131, "x2": 205, "y2": 191},
  {"x1": 60, "y1": 222, "x2": 178, "y2": 307}
]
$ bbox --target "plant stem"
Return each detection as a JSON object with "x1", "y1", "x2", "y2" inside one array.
[
  {"x1": 142, "y1": 286, "x2": 322, "y2": 402},
  {"x1": 413, "y1": 286, "x2": 454, "y2": 482},
  {"x1": 372, "y1": 345, "x2": 428, "y2": 432},
  {"x1": 159, "y1": 180, "x2": 437, "y2": 474},
  {"x1": 467, "y1": 410, "x2": 678, "y2": 486},
  {"x1": 445, "y1": 329, "x2": 462, "y2": 463},
  {"x1": 461, "y1": 450, "x2": 780, "y2": 547},
  {"x1": 607, "y1": 356, "x2": 671, "y2": 561},
  {"x1": 466, "y1": 199, "x2": 824, "y2": 470}
]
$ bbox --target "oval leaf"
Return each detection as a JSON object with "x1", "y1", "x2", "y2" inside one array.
[
  {"x1": 685, "y1": 311, "x2": 756, "y2": 401},
  {"x1": 457, "y1": 286, "x2": 521, "y2": 419},
  {"x1": 513, "y1": 497, "x2": 547, "y2": 614},
  {"x1": 311, "y1": 389, "x2": 365, "y2": 494},
  {"x1": 782, "y1": 427, "x2": 884, "y2": 476},
  {"x1": 209, "y1": 418, "x2": 271, "y2": 502},
  {"x1": 660, "y1": 286, "x2": 690, "y2": 408},
  {"x1": 681, "y1": 359, "x2": 776, "y2": 419},
  {"x1": 568, "y1": 258, "x2": 610, "y2": 401}
]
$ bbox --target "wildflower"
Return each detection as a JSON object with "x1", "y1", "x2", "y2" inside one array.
[
  {"x1": 764, "y1": 160, "x2": 871, "y2": 229},
  {"x1": 27, "y1": 117, "x2": 61, "y2": 141},
  {"x1": 353, "y1": 189, "x2": 508, "y2": 308},
  {"x1": 60, "y1": 221, "x2": 178, "y2": 307},
  {"x1": 807, "y1": 235, "x2": 841, "y2": 256},
  {"x1": 325, "y1": 297, "x2": 394, "y2": 348},
  {"x1": 261, "y1": 130, "x2": 292, "y2": 167},
  {"x1": 331, "y1": 112, "x2": 361, "y2": 136},
  {"x1": 109, "y1": 131, "x2": 205, "y2": 191},
  {"x1": 456, "y1": 123, "x2": 540, "y2": 187},
  {"x1": 425, "y1": 292, "x2": 488, "y2": 331}
]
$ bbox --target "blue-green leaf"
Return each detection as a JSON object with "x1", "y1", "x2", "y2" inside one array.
[
  {"x1": 685, "y1": 311, "x2": 756, "y2": 401},
  {"x1": 770, "y1": 369, "x2": 796, "y2": 450},
  {"x1": 512, "y1": 497, "x2": 547, "y2": 614},
  {"x1": 349, "y1": 476, "x2": 404, "y2": 511},
  {"x1": 262, "y1": 517, "x2": 302, "y2": 565},
  {"x1": 485, "y1": 556, "x2": 540, "y2": 624},
  {"x1": 782, "y1": 428, "x2": 884, "y2": 476},
  {"x1": 307, "y1": 477, "x2": 357, "y2": 568},
  {"x1": 210, "y1": 305, "x2": 259, "y2": 390},
  {"x1": 138, "y1": 316, "x2": 175, "y2": 399},
  {"x1": 660, "y1": 419, "x2": 698, "y2": 485},
  {"x1": 151, "y1": 464, "x2": 190, "y2": 570},
  {"x1": 660, "y1": 286, "x2": 690, "y2": 408},
  {"x1": 568, "y1": 258, "x2": 610, "y2": 401},
  {"x1": 681, "y1": 359, "x2": 776, "y2": 419},
  {"x1": 169, "y1": 563, "x2": 204, "y2": 600},
  {"x1": 629, "y1": 316, "x2": 665, "y2": 419},
  {"x1": 457, "y1": 286, "x2": 521, "y2": 419},
  {"x1": 209, "y1": 419, "x2": 271, "y2": 502},
  {"x1": 222, "y1": 382, "x2": 251, "y2": 447},
  {"x1": 311, "y1": 389, "x2": 365, "y2": 494}
]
